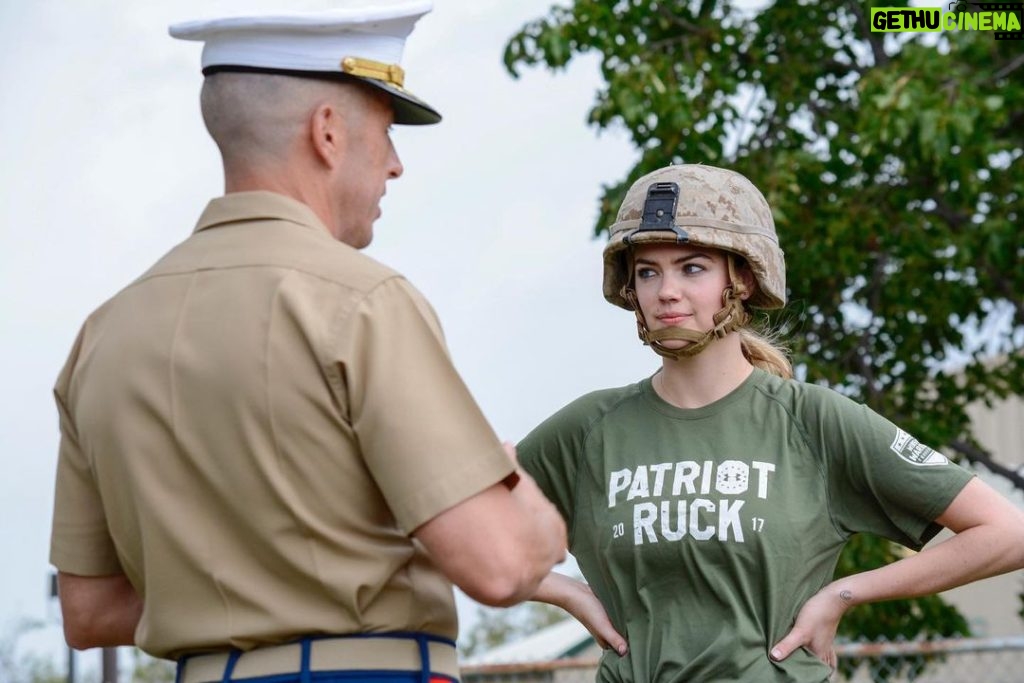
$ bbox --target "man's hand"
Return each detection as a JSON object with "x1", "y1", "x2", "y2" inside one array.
[{"x1": 413, "y1": 443, "x2": 566, "y2": 607}]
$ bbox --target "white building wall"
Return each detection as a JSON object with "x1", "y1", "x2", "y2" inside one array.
[{"x1": 937, "y1": 391, "x2": 1024, "y2": 636}]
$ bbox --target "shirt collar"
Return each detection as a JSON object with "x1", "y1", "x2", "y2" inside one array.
[{"x1": 193, "y1": 191, "x2": 331, "y2": 236}]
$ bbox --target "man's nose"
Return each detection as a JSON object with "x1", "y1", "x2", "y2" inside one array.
[{"x1": 388, "y1": 143, "x2": 403, "y2": 179}]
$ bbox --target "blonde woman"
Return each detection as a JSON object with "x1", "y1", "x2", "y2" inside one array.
[{"x1": 521, "y1": 164, "x2": 1024, "y2": 682}]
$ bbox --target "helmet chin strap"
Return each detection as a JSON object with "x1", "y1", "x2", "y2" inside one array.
[{"x1": 622, "y1": 255, "x2": 751, "y2": 361}]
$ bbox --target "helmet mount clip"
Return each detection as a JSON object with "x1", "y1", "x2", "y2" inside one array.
[{"x1": 624, "y1": 182, "x2": 689, "y2": 245}]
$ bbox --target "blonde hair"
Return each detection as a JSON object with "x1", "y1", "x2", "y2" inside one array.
[
  {"x1": 739, "y1": 326, "x2": 793, "y2": 379},
  {"x1": 730, "y1": 255, "x2": 792, "y2": 379}
]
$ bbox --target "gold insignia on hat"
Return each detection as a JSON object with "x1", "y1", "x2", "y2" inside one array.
[{"x1": 341, "y1": 56, "x2": 405, "y2": 89}]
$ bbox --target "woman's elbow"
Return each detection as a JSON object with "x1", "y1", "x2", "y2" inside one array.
[{"x1": 1008, "y1": 518, "x2": 1024, "y2": 570}]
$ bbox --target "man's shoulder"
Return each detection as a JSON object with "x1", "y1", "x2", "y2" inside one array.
[
  {"x1": 297, "y1": 241, "x2": 403, "y2": 292},
  {"x1": 72, "y1": 213, "x2": 412, "y2": 351},
  {"x1": 145, "y1": 206, "x2": 405, "y2": 296}
]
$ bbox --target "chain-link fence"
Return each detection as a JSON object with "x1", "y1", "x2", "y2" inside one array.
[{"x1": 460, "y1": 635, "x2": 1024, "y2": 683}]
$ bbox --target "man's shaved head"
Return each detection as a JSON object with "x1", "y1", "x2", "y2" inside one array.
[
  {"x1": 200, "y1": 73, "x2": 370, "y2": 172},
  {"x1": 198, "y1": 71, "x2": 399, "y2": 245}
]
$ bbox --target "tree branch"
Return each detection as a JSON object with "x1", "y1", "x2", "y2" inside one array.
[
  {"x1": 993, "y1": 53, "x2": 1024, "y2": 81},
  {"x1": 646, "y1": 34, "x2": 693, "y2": 53},
  {"x1": 949, "y1": 439, "x2": 1024, "y2": 492},
  {"x1": 996, "y1": 109, "x2": 1024, "y2": 138},
  {"x1": 655, "y1": 5, "x2": 704, "y2": 34},
  {"x1": 698, "y1": 0, "x2": 715, "y2": 22},
  {"x1": 849, "y1": 254, "x2": 890, "y2": 404},
  {"x1": 838, "y1": 44, "x2": 867, "y2": 76},
  {"x1": 929, "y1": 194, "x2": 971, "y2": 231},
  {"x1": 846, "y1": 0, "x2": 889, "y2": 68},
  {"x1": 981, "y1": 265, "x2": 1024, "y2": 326}
]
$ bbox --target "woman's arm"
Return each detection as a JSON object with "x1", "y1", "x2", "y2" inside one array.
[
  {"x1": 533, "y1": 572, "x2": 628, "y2": 656},
  {"x1": 771, "y1": 477, "x2": 1024, "y2": 663}
]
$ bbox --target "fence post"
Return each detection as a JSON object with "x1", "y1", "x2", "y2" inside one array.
[{"x1": 102, "y1": 647, "x2": 117, "y2": 683}]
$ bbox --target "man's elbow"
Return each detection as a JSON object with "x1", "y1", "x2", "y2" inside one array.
[
  {"x1": 61, "y1": 612, "x2": 137, "y2": 650},
  {"x1": 457, "y1": 541, "x2": 564, "y2": 607},
  {"x1": 414, "y1": 480, "x2": 568, "y2": 606},
  {"x1": 459, "y1": 563, "x2": 543, "y2": 608},
  {"x1": 62, "y1": 612, "x2": 102, "y2": 650},
  {"x1": 55, "y1": 571, "x2": 141, "y2": 649}
]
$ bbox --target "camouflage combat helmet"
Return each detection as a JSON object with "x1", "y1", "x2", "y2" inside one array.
[{"x1": 602, "y1": 164, "x2": 786, "y2": 359}]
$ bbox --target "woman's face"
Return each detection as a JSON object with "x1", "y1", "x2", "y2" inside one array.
[{"x1": 632, "y1": 243, "x2": 735, "y2": 349}]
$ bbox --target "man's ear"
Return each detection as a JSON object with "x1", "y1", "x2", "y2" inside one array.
[{"x1": 309, "y1": 101, "x2": 345, "y2": 169}]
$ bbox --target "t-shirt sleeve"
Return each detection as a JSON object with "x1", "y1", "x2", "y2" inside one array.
[
  {"x1": 801, "y1": 387, "x2": 974, "y2": 550},
  {"x1": 340, "y1": 277, "x2": 513, "y2": 534},
  {"x1": 49, "y1": 328, "x2": 124, "y2": 576},
  {"x1": 517, "y1": 399, "x2": 592, "y2": 537}
]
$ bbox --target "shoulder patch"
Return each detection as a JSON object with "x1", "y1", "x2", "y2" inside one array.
[{"x1": 890, "y1": 428, "x2": 949, "y2": 466}]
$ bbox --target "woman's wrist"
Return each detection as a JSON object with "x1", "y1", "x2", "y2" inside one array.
[
  {"x1": 533, "y1": 571, "x2": 574, "y2": 610},
  {"x1": 827, "y1": 579, "x2": 860, "y2": 613}
]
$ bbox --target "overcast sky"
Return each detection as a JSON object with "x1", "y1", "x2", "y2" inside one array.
[{"x1": 0, "y1": 0, "x2": 663, "y2": 663}]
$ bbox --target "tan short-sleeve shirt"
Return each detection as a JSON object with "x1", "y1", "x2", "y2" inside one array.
[{"x1": 49, "y1": 192, "x2": 514, "y2": 658}]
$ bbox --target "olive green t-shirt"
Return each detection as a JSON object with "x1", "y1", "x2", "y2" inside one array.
[{"x1": 519, "y1": 369, "x2": 973, "y2": 683}]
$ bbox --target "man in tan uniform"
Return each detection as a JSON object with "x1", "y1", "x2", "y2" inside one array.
[{"x1": 48, "y1": 4, "x2": 567, "y2": 682}]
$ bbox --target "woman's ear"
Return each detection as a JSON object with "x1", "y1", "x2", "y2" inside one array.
[{"x1": 738, "y1": 262, "x2": 756, "y2": 300}]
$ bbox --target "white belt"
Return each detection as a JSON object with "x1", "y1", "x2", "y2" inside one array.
[{"x1": 178, "y1": 636, "x2": 460, "y2": 683}]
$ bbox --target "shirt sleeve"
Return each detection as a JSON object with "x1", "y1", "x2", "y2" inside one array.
[
  {"x1": 339, "y1": 277, "x2": 513, "y2": 533},
  {"x1": 517, "y1": 398, "x2": 592, "y2": 540},
  {"x1": 49, "y1": 328, "x2": 124, "y2": 576},
  {"x1": 801, "y1": 387, "x2": 974, "y2": 550}
]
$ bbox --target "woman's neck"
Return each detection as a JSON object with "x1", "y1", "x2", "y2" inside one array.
[{"x1": 653, "y1": 338, "x2": 754, "y2": 409}]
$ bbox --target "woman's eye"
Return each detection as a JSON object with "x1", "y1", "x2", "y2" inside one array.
[
  {"x1": 636, "y1": 268, "x2": 656, "y2": 280},
  {"x1": 683, "y1": 263, "x2": 705, "y2": 275}
]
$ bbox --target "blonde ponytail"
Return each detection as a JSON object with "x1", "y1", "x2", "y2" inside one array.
[{"x1": 739, "y1": 327, "x2": 793, "y2": 379}]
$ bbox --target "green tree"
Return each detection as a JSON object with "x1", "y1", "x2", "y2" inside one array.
[
  {"x1": 460, "y1": 602, "x2": 572, "y2": 657},
  {"x1": 19, "y1": 656, "x2": 63, "y2": 683},
  {"x1": 129, "y1": 648, "x2": 176, "y2": 683},
  {"x1": 0, "y1": 618, "x2": 63, "y2": 683},
  {"x1": 504, "y1": 0, "x2": 1022, "y2": 655}
]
